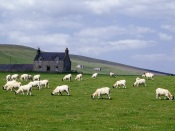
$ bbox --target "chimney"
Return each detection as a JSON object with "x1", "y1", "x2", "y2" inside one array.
[
  {"x1": 37, "y1": 47, "x2": 41, "y2": 55},
  {"x1": 65, "y1": 48, "x2": 69, "y2": 55}
]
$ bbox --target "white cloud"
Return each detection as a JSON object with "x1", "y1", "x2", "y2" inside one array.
[
  {"x1": 158, "y1": 33, "x2": 173, "y2": 41},
  {"x1": 85, "y1": 0, "x2": 121, "y2": 14},
  {"x1": 131, "y1": 53, "x2": 175, "y2": 61},
  {"x1": 161, "y1": 24, "x2": 175, "y2": 32},
  {"x1": 109, "y1": 39, "x2": 156, "y2": 50},
  {"x1": 85, "y1": 0, "x2": 175, "y2": 19}
]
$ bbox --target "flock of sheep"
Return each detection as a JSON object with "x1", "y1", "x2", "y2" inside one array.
[{"x1": 2, "y1": 72, "x2": 174, "y2": 100}]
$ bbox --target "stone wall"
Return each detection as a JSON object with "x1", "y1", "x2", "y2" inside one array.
[{"x1": 33, "y1": 61, "x2": 64, "y2": 72}]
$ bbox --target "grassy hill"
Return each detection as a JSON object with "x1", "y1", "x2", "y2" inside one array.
[{"x1": 0, "y1": 44, "x2": 168, "y2": 75}]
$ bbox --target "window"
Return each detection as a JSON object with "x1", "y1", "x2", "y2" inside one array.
[
  {"x1": 55, "y1": 56, "x2": 60, "y2": 63},
  {"x1": 55, "y1": 66, "x2": 58, "y2": 72}
]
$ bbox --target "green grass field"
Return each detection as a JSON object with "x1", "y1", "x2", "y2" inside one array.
[{"x1": 0, "y1": 72, "x2": 175, "y2": 131}]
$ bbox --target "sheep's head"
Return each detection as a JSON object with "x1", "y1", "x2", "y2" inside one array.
[
  {"x1": 51, "y1": 89, "x2": 56, "y2": 95},
  {"x1": 133, "y1": 82, "x2": 137, "y2": 86},
  {"x1": 2, "y1": 86, "x2": 6, "y2": 90},
  {"x1": 91, "y1": 94, "x2": 94, "y2": 99},
  {"x1": 113, "y1": 83, "x2": 117, "y2": 88},
  {"x1": 171, "y1": 96, "x2": 174, "y2": 100}
]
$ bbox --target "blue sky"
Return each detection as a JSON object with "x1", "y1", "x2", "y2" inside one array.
[{"x1": 0, "y1": 0, "x2": 175, "y2": 74}]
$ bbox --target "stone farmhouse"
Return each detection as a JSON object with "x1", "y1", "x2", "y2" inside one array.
[{"x1": 33, "y1": 48, "x2": 71, "y2": 72}]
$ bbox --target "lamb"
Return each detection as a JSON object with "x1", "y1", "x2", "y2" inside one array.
[
  {"x1": 113, "y1": 80, "x2": 126, "y2": 88},
  {"x1": 142, "y1": 72, "x2": 154, "y2": 80},
  {"x1": 62, "y1": 74, "x2": 72, "y2": 81},
  {"x1": 11, "y1": 74, "x2": 19, "y2": 80},
  {"x1": 28, "y1": 81, "x2": 41, "y2": 90},
  {"x1": 110, "y1": 72, "x2": 116, "y2": 77},
  {"x1": 15, "y1": 84, "x2": 32, "y2": 95},
  {"x1": 91, "y1": 73, "x2": 98, "y2": 78},
  {"x1": 91, "y1": 87, "x2": 110, "y2": 99},
  {"x1": 28, "y1": 75, "x2": 33, "y2": 81},
  {"x1": 20, "y1": 74, "x2": 29, "y2": 81},
  {"x1": 2, "y1": 80, "x2": 19, "y2": 90},
  {"x1": 6, "y1": 81, "x2": 21, "y2": 91},
  {"x1": 51, "y1": 85, "x2": 70, "y2": 95},
  {"x1": 75, "y1": 74, "x2": 83, "y2": 81},
  {"x1": 133, "y1": 78, "x2": 146, "y2": 87},
  {"x1": 33, "y1": 74, "x2": 40, "y2": 81},
  {"x1": 39, "y1": 80, "x2": 49, "y2": 88},
  {"x1": 6, "y1": 74, "x2": 11, "y2": 82},
  {"x1": 156, "y1": 88, "x2": 174, "y2": 100}
]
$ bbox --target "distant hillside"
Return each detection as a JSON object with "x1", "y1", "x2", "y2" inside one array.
[
  {"x1": 0, "y1": 44, "x2": 169, "y2": 75},
  {"x1": 0, "y1": 44, "x2": 35, "y2": 64}
]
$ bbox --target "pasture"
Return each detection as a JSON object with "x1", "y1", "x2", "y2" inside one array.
[{"x1": 0, "y1": 72, "x2": 175, "y2": 130}]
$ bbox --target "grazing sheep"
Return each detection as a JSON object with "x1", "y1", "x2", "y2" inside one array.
[
  {"x1": 15, "y1": 84, "x2": 32, "y2": 95},
  {"x1": 136, "y1": 77, "x2": 140, "y2": 81},
  {"x1": 75, "y1": 74, "x2": 83, "y2": 81},
  {"x1": 109, "y1": 72, "x2": 116, "y2": 77},
  {"x1": 94, "y1": 67, "x2": 101, "y2": 71},
  {"x1": 40, "y1": 80, "x2": 49, "y2": 88},
  {"x1": 6, "y1": 81, "x2": 21, "y2": 91},
  {"x1": 51, "y1": 85, "x2": 70, "y2": 95},
  {"x1": 91, "y1": 87, "x2": 110, "y2": 99},
  {"x1": 113, "y1": 80, "x2": 126, "y2": 88},
  {"x1": 6, "y1": 74, "x2": 11, "y2": 82},
  {"x1": 156, "y1": 88, "x2": 174, "y2": 100},
  {"x1": 20, "y1": 74, "x2": 29, "y2": 81},
  {"x1": 91, "y1": 73, "x2": 98, "y2": 78},
  {"x1": 2, "y1": 80, "x2": 21, "y2": 91},
  {"x1": 28, "y1": 81, "x2": 41, "y2": 90},
  {"x1": 11, "y1": 74, "x2": 19, "y2": 80},
  {"x1": 133, "y1": 78, "x2": 146, "y2": 87},
  {"x1": 2, "y1": 80, "x2": 17, "y2": 90},
  {"x1": 142, "y1": 72, "x2": 154, "y2": 80},
  {"x1": 28, "y1": 75, "x2": 33, "y2": 81},
  {"x1": 33, "y1": 74, "x2": 40, "y2": 81},
  {"x1": 62, "y1": 74, "x2": 72, "y2": 81}
]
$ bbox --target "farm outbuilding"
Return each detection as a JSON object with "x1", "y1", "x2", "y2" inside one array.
[{"x1": 33, "y1": 48, "x2": 71, "y2": 72}]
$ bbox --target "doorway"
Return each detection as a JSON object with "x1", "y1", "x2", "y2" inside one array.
[{"x1": 47, "y1": 66, "x2": 50, "y2": 72}]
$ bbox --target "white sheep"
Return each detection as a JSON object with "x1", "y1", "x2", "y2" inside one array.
[
  {"x1": 2, "y1": 80, "x2": 17, "y2": 90},
  {"x1": 2, "y1": 80, "x2": 21, "y2": 91},
  {"x1": 62, "y1": 74, "x2": 72, "y2": 81},
  {"x1": 113, "y1": 80, "x2": 126, "y2": 88},
  {"x1": 20, "y1": 74, "x2": 29, "y2": 81},
  {"x1": 51, "y1": 85, "x2": 70, "y2": 95},
  {"x1": 156, "y1": 88, "x2": 174, "y2": 100},
  {"x1": 75, "y1": 74, "x2": 83, "y2": 81},
  {"x1": 142, "y1": 72, "x2": 154, "y2": 80},
  {"x1": 28, "y1": 81, "x2": 41, "y2": 90},
  {"x1": 91, "y1": 87, "x2": 110, "y2": 99},
  {"x1": 15, "y1": 84, "x2": 32, "y2": 95},
  {"x1": 28, "y1": 75, "x2": 33, "y2": 81},
  {"x1": 11, "y1": 74, "x2": 19, "y2": 80},
  {"x1": 33, "y1": 74, "x2": 40, "y2": 81},
  {"x1": 40, "y1": 80, "x2": 49, "y2": 88},
  {"x1": 109, "y1": 72, "x2": 116, "y2": 77},
  {"x1": 6, "y1": 74, "x2": 11, "y2": 82},
  {"x1": 136, "y1": 77, "x2": 140, "y2": 81},
  {"x1": 6, "y1": 81, "x2": 21, "y2": 92},
  {"x1": 133, "y1": 78, "x2": 146, "y2": 87},
  {"x1": 91, "y1": 73, "x2": 98, "y2": 78}
]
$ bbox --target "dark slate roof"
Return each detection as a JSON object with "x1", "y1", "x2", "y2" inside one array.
[{"x1": 34, "y1": 52, "x2": 65, "y2": 61}]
